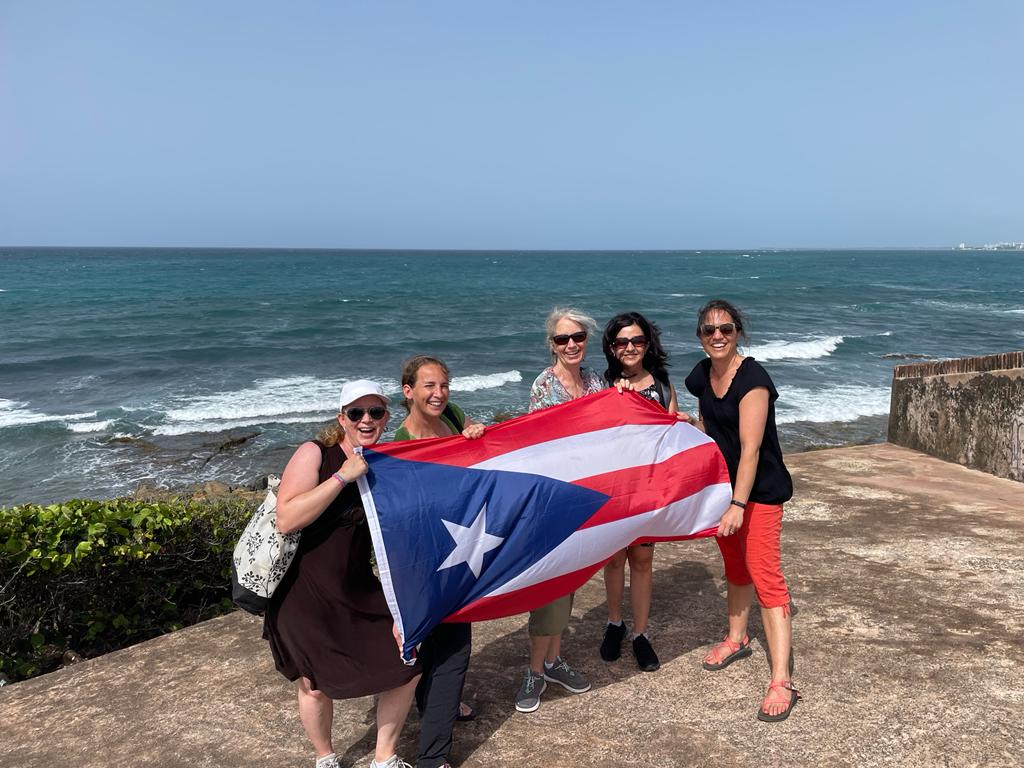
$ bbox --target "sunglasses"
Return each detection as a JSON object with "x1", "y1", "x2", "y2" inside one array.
[
  {"x1": 700, "y1": 322, "x2": 737, "y2": 337},
  {"x1": 344, "y1": 406, "x2": 388, "y2": 422},
  {"x1": 612, "y1": 335, "x2": 648, "y2": 350},
  {"x1": 551, "y1": 331, "x2": 588, "y2": 346}
]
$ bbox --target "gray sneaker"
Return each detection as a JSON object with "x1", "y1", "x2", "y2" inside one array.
[
  {"x1": 514, "y1": 668, "x2": 547, "y2": 713},
  {"x1": 369, "y1": 757, "x2": 412, "y2": 768},
  {"x1": 543, "y1": 656, "x2": 591, "y2": 693}
]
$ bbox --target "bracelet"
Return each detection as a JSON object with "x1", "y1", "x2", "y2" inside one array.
[
  {"x1": 331, "y1": 472, "x2": 346, "y2": 487},
  {"x1": 730, "y1": 499, "x2": 746, "y2": 510}
]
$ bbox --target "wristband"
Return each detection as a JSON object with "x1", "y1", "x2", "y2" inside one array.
[
  {"x1": 730, "y1": 499, "x2": 746, "y2": 510},
  {"x1": 332, "y1": 472, "x2": 346, "y2": 487}
]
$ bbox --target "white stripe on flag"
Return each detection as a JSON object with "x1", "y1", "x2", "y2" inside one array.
[
  {"x1": 481, "y1": 482, "x2": 732, "y2": 597},
  {"x1": 469, "y1": 422, "x2": 713, "y2": 481}
]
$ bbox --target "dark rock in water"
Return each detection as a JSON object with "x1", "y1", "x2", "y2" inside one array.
[
  {"x1": 880, "y1": 353, "x2": 934, "y2": 360},
  {"x1": 200, "y1": 432, "x2": 261, "y2": 469},
  {"x1": 204, "y1": 432, "x2": 261, "y2": 450},
  {"x1": 492, "y1": 411, "x2": 522, "y2": 423},
  {"x1": 106, "y1": 436, "x2": 160, "y2": 453}
]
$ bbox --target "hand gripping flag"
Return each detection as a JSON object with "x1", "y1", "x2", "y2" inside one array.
[{"x1": 356, "y1": 388, "x2": 732, "y2": 662}]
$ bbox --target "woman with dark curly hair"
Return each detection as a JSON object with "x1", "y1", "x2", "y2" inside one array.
[
  {"x1": 599, "y1": 311, "x2": 678, "y2": 672},
  {"x1": 681, "y1": 299, "x2": 798, "y2": 722}
]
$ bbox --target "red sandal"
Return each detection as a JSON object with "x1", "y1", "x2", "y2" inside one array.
[
  {"x1": 757, "y1": 680, "x2": 800, "y2": 722},
  {"x1": 701, "y1": 634, "x2": 752, "y2": 671}
]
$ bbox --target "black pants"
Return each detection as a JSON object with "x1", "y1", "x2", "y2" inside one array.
[{"x1": 415, "y1": 622, "x2": 472, "y2": 768}]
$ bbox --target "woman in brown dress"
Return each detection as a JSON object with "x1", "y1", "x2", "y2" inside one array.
[{"x1": 265, "y1": 379, "x2": 420, "y2": 768}]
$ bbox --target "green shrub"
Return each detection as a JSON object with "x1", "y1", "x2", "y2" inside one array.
[{"x1": 0, "y1": 497, "x2": 257, "y2": 682}]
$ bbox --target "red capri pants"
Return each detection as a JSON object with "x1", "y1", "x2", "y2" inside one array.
[{"x1": 716, "y1": 501, "x2": 790, "y2": 613}]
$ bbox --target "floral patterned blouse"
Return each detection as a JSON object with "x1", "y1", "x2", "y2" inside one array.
[{"x1": 528, "y1": 366, "x2": 605, "y2": 412}]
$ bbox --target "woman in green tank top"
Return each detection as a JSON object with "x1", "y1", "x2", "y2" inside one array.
[{"x1": 395, "y1": 355, "x2": 482, "y2": 768}]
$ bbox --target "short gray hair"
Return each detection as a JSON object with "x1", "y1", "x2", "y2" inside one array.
[{"x1": 545, "y1": 306, "x2": 598, "y2": 358}]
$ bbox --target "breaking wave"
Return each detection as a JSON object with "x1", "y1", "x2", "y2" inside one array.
[
  {"x1": 776, "y1": 385, "x2": 891, "y2": 425},
  {"x1": 747, "y1": 336, "x2": 844, "y2": 361}
]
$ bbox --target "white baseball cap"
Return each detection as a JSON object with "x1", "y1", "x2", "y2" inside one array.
[{"x1": 338, "y1": 379, "x2": 391, "y2": 411}]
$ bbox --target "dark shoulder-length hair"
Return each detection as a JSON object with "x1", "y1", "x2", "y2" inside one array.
[
  {"x1": 602, "y1": 311, "x2": 671, "y2": 385},
  {"x1": 695, "y1": 299, "x2": 750, "y2": 343}
]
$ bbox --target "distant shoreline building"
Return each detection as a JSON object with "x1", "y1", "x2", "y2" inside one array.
[{"x1": 957, "y1": 241, "x2": 1024, "y2": 250}]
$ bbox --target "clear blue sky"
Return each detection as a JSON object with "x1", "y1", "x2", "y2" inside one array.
[{"x1": 1, "y1": 1, "x2": 1021, "y2": 249}]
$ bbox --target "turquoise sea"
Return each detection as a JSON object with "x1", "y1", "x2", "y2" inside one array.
[{"x1": 1, "y1": 247, "x2": 1022, "y2": 505}]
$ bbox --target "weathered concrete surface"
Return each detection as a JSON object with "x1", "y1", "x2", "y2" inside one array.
[
  {"x1": 889, "y1": 351, "x2": 1024, "y2": 482},
  {"x1": 3, "y1": 444, "x2": 1023, "y2": 768}
]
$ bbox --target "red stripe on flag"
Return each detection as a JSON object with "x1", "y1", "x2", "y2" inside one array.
[
  {"x1": 630, "y1": 526, "x2": 719, "y2": 545},
  {"x1": 572, "y1": 442, "x2": 730, "y2": 530},
  {"x1": 367, "y1": 389, "x2": 676, "y2": 468},
  {"x1": 443, "y1": 561, "x2": 607, "y2": 623},
  {"x1": 443, "y1": 525, "x2": 720, "y2": 623}
]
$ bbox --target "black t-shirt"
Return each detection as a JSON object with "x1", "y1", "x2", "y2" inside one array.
[{"x1": 684, "y1": 357, "x2": 793, "y2": 505}]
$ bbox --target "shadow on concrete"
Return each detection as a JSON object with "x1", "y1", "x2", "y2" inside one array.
[{"x1": 393, "y1": 556, "x2": 725, "y2": 765}]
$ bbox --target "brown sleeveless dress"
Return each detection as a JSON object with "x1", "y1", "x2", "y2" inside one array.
[{"x1": 262, "y1": 441, "x2": 420, "y2": 698}]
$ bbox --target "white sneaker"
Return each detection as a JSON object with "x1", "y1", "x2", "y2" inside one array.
[{"x1": 371, "y1": 756, "x2": 413, "y2": 768}]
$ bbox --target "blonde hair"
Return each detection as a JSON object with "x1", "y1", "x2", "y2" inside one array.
[{"x1": 316, "y1": 420, "x2": 344, "y2": 447}]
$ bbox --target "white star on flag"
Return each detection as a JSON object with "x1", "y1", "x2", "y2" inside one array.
[{"x1": 437, "y1": 504, "x2": 504, "y2": 578}]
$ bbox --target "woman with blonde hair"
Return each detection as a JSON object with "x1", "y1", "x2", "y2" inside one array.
[{"x1": 264, "y1": 380, "x2": 419, "y2": 768}]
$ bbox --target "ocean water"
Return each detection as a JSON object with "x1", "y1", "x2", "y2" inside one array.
[{"x1": 1, "y1": 247, "x2": 1022, "y2": 505}]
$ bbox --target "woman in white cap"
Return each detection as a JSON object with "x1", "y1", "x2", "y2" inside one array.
[{"x1": 264, "y1": 380, "x2": 419, "y2": 768}]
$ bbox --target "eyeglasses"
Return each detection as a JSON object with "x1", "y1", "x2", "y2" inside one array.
[
  {"x1": 700, "y1": 322, "x2": 737, "y2": 337},
  {"x1": 612, "y1": 335, "x2": 648, "y2": 350},
  {"x1": 344, "y1": 406, "x2": 388, "y2": 422},
  {"x1": 551, "y1": 331, "x2": 588, "y2": 346}
]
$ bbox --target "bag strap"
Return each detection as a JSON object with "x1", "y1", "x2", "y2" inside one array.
[
  {"x1": 442, "y1": 403, "x2": 464, "y2": 433},
  {"x1": 653, "y1": 378, "x2": 668, "y2": 408}
]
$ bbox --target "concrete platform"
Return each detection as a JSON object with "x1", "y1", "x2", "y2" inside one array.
[{"x1": 3, "y1": 444, "x2": 1022, "y2": 768}]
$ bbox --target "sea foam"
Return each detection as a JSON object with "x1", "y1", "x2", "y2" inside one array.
[
  {"x1": 776, "y1": 385, "x2": 890, "y2": 425},
  {"x1": 746, "y1": 336, "x2": 844, "y2": 361},
  {"x1": 157, "y1": 370, "x2": 522, "y2": 434},
  {"x1": 163, "y1": 376, "x2": 399, "y2": 425},
  {"x1": 67, "y1": 419, "x2": 115, "y2": 433},
  {"x1": 0, "y1": 399, "x2": 98, "y2": 429},
  {"x1": 450, "y1": 370, "x2": 521, "y2": 392}
]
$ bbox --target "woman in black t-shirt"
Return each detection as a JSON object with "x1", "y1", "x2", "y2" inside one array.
[{"x1": 681, "y1": 299, "x2": 799, "y2": 722}]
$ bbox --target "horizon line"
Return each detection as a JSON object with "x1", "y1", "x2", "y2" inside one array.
[{"x1": 0, "y1": 244, "x2": 990, "y2": 253}]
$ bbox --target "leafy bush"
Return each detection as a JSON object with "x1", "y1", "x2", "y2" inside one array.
[{"x1": 0, "y1": 497, "x2": 257, "y2": 681}]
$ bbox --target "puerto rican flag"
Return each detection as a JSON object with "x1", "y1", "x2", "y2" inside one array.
[{"x1": 357, "y1": 389, "x2": 731, "y2": 662}]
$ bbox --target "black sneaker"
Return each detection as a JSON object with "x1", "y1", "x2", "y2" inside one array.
[
  {"x1": 632, "y1": 634, "x2": 660, "y2": 672},
  {"x1": 600, "y1": 622, "x2": 627, "y2": 661}
]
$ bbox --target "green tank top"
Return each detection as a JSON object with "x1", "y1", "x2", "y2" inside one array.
[{"x1": 393, "y1": 403, "x2": 466, "y2": 441}]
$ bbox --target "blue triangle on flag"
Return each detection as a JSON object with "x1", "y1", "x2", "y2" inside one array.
[{"x1": 363, "y1": 450, "x2": 610, "y2": 650}]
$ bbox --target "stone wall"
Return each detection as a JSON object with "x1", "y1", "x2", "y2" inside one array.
[{"x1": 888, "y1": 351, "x2": 1024, "y2": 482}]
